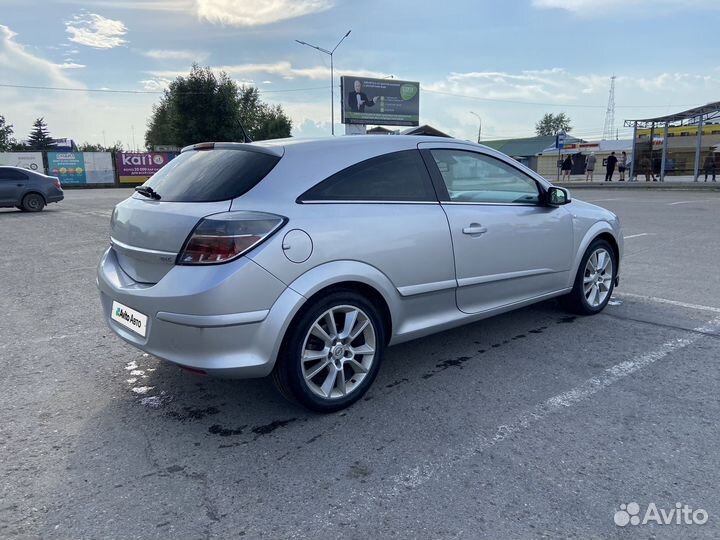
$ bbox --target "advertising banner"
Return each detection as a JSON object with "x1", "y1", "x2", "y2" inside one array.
[
  {"x1": 341, "y1": 76, "x2": 420, "y2": 126},
  {"x1": 0, "y1": 152, "x2": 44, "y2": 172},
  {"x1": 82, "y1": 152, "x2": 114, "y2": 184},
  {"x1": 116, "y1": 152, "x2": 176, "y2": 184},
  {"x1": 48, "y1": 152, "x2": 86, "y2": 184}
]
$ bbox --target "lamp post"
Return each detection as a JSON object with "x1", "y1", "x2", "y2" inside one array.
[
  {"x1": 295, "y1": 30, "x2": 351, "y2": 136},
  {"x1": 470, "y1": 111, "x2": 481, "y2": 143}
]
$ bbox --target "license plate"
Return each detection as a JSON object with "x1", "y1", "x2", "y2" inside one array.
[{"x1": 111, "y1": 301, "x2": 148, "y2": 337}]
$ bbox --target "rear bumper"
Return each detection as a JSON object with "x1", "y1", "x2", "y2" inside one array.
[
  {"x1": 47, "y1": 193, "x2": 64, "y2": 203},
  {"x1": 96, "y1": 247, "x2": 300, "y2": 377}
]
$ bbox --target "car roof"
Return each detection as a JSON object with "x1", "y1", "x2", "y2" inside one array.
[{"x1": 185, "y1": 135, "x2": 484, "y2": 158}]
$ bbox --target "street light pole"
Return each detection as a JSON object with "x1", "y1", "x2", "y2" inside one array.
[
  {"x1": 470, "y1": 111, "x2": 481, "y2": 143},
  {"x1": 295, "y1": 30, "x2": 351, "y2": 136}
]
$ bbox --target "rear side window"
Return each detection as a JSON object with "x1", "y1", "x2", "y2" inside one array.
[
  {"x1": 299, "y1": 150, "x2": 436, "y2": 202},
  {"x1": 143, "y1": 149, "x2": 280, "y2": 202},
  {"x1": 0, "y1": 168, "x2": 29, "y2": 181}
]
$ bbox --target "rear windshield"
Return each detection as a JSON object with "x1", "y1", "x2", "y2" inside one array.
[{"x1": 142, "y1": 149, "x2": 280, "y2": 202}]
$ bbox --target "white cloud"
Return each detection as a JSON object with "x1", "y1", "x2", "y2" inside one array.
[
  {"x1": 426, "y1": 68, "x2": 580, "y2": 103},
  {"x1": 532, "y1": 0, "x2": 719, "y2": 15},
  {"x1": 139, "y1": 78, "x2": 172, "y2": 91},
  {"x1": 196, "y1": 0, "x2": 333, "y2": 26},
  {"x1": 63, "y1": 0, "x2": 335, "y2": 26},
  {"x1": 148, "y1": 61, "x2": 387, "y2": 81},
  {"x1": 65, "y1": 13, "x2": 128, "y2": 49},
  {"x1": 0, "y1": 25, "x2": 82, "y2": 87},
  {"x1": 57, "y1": 62, "x2": 86, "y2": 69},
  {"x1": 141, "y1": 49, "x2": 208, "y2": 62}
]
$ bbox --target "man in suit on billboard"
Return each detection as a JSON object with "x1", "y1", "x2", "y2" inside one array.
[{"x1": 347, "y1": 80, "x2": 379, "y2": 113}]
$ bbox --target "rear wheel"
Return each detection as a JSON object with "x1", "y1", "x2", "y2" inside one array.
[
  {"x1": 272, "y1": 290, "x2": 385, "y2": 412},
  {"x1": 561, "y1": 239, "x2": 616, "y2": 315},
  {"x1": 21, "y1": 193, "x2": 45, "y2": 212}
]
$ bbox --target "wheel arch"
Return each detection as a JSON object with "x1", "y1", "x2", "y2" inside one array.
[
  {"x1": 22, "y1": 190, "x2": 48, "y2": 204},
  {"x1": 569, "y1": 222, "x2": 621, "y2": 286}
]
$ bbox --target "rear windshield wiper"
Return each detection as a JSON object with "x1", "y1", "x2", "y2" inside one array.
[{"x1": 135, "y1": 186, "x2": 161, "y2": 200}]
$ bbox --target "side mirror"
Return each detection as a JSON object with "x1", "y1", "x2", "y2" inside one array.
[{"x1": 547, "y1": 186, "x2": 571, "y2": 206}]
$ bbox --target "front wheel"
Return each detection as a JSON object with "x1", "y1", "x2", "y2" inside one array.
[
  {"x1": 561, "y1": 239, "x2": 616, "y2": 315},
  {"x1": 272, "y1": 290, "x2": 385, "y2": 412}
]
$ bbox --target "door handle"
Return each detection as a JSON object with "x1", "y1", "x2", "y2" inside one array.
[{"x1": 462, "y1": 223, "x2": 488, "y2": 235}]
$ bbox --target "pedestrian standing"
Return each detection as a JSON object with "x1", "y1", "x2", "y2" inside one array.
[
  {"x1": 704, "y1": 153, "x2": 717, "y2": 182},
  {"x1": 585, "y1": 152, "x2": 596, "y2": 182},
  {"x1": 640, "y1": 156, "x2": 655, "y2": 182},
  {"x1": 618, "y1": 151, "x2": 627, "y2": 181},
  {"x1": 561, "y1": 154, "x2": 573, "y2": 181},
  {"x1": 605, "y1": 151, "x2": 618, "y2": 182}
]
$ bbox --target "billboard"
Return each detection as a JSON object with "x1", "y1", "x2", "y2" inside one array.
[
  {"x1": 48, "y1": 152, "x2": 86, "y2": 184},
  {"x1": 341, "y1": 76, "x2": 420, "y2": 127},
  {"x1": 0, "y1": 152, "x2": 44, "y2": 172},
  {"x1": 82, "y1": 152, "x2": 114, "y2": 184},
  {"x1": 116, "y1": 152, "x2": 176, "y2": 184}
]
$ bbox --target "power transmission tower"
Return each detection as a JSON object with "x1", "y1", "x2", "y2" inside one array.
[{"x1": 602, "y1": 76, "x2": 616, "y2": 140}]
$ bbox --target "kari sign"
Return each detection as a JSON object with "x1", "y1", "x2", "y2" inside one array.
[
  {"x1": 0, "y1": 152, "x2": 44, "y2": 172},
  {"x1": 48, "y1": 152, "x2": 86, "y2": 184},
  {"x1": 116, "y1": 152, "x2": 176, "y2": 183}
]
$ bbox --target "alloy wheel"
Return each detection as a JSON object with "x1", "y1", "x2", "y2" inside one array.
[
  {"x1": 583, "y1": 248, "x2": 613, "y2": 307},
  {"x1": 300, "y1": 305, "x2": 376, "y2": 399}
]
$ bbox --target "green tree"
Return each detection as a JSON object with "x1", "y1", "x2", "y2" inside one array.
[
  {"x1": 145, "y1": 65, "x2": 292, "y2": 149},
  {"x1": 77, "y1": 141, "x2": 124, "y2": 152},
  {"x1": 0, "y1": 115, "x2": 16, "y2": 151},
  {"x1": 535, "y1": 112, "x2": 572, "y2": 136},
  {"x1": 78, "y1": 142, "x2": 104, "y2": 152},
  {"x1": 27, "y1": 117, "x2": 55, "y2": 150}
]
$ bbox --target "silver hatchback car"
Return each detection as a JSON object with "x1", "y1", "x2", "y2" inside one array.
[{"x1": 98, "y1": 136, "x2": 622, "y2": 411}]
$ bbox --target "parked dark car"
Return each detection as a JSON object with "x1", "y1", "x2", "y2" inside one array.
[{"x1": 0, "y1": 166, "x2": 64, "y2": 212}]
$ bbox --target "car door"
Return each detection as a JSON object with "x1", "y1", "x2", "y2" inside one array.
[
  {"x1": 419, "y1": 143, "x2": 574, "y2": 315},
  {"x1": 0, "y1": 168, "x2": 28, "y2": 205}
]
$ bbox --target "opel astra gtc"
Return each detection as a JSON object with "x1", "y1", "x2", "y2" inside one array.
[{"x1": 97, "y1": 136, "x2": 622, "y2": 412}]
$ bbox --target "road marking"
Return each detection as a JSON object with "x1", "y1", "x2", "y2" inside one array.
[
  {"x1": 299, "y1": 315, "x2": 720, "y2": 537},
  {"x1": 623, "y1": 233, "x2": 654, "y2": 239},
  {"x1": 613, "y1": 292, "x2": 720, "y2": 314},
  {"x1": 391, "y1": 316, "x2": 720, "y2": 492},
  {"x1": 668, "y1": 200, "x2": 701, "y2": 206}
]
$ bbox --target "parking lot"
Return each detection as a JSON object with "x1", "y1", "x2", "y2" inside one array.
[{"x1": 2, "y1": 187, "x2": 720, "y2": 539}]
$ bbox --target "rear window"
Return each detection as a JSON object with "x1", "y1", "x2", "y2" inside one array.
[{"x1": 143, "y1": 149, "x2": 280, "y2": 202}]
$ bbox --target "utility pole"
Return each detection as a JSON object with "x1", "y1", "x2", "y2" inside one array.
[
  {"x1": 470, "y1": 111, "x2": 482, "y2": 143},
  {"x1": 295, "y1": 30, "x2": 351, "y2": 136}
]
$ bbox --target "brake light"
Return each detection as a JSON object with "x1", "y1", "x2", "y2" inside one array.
[
  {"x1": 53, "y1": 178, "x2": 62, "y2": 189},
  {"x1": 177, "y1": 211, "x2": 285, "y2": 265}
]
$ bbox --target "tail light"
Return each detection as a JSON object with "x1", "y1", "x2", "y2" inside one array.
[
  {"x1": 177, "y1": 211, "x2": 285, "y2": 265},
  {"x1": 53, "y1": 178, "x2": 62, "y2": 189}
]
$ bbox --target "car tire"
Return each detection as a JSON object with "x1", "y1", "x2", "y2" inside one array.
[
  {"x1": 272, "y1": 290, "x2": 385, "y2": 412},
  {"x1": 21, "y1": 193, "x2": 45, "y2": 212},
  {"x1": 560, "y1": 239, "x2": 617, "y2": 315}
]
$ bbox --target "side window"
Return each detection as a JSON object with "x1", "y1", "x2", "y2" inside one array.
[
  {"x1": 430, "y1": 149, "x2": 539, "y2": 204},
  {"x1": 300, "y1": 150, "x2": 436, "y2": 202},
  {"x1": 0, "y1": 168, "x2": 28, "y2": 181}
]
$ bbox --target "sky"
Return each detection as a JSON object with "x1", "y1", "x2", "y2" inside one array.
[{"x1": 0, "y1": 0, "x2": 719, "y2": 149}]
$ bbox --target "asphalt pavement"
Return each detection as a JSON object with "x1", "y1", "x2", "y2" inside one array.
[{"x1": 2, "y1": 188, "x2": 719, "y2": 539}]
